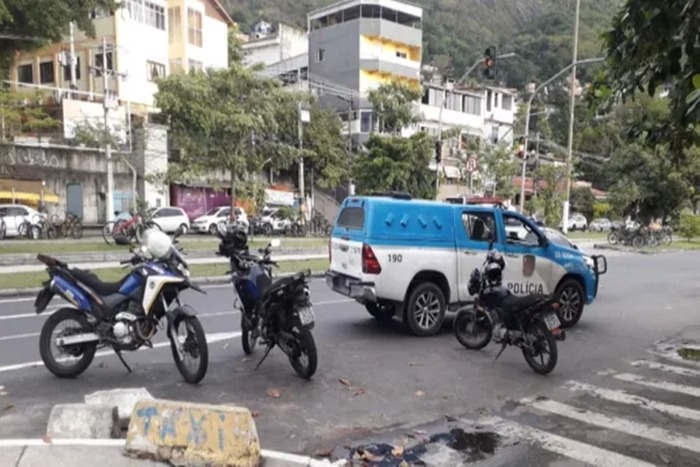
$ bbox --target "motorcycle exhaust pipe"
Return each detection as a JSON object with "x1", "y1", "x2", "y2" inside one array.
[
  {"x1": 56, "y1": 333, "x2": 100, "y2": 346},
  {"x1": 553, "y1": 329, "x2": 566, "y2": 341}
]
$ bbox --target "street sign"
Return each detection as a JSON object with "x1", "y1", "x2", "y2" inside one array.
[{"x1": 465, "y1": 157, "x2": 478, "y2": 173}]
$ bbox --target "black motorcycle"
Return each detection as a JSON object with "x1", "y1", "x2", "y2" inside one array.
[
  {"x1": 216, "y1": 226, "x2": 318, "y2": 379},
  {"x1": 453, "y1": 248, "x2": 565, "y2": 375}
]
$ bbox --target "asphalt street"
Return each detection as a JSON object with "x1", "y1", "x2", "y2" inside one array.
[{"x1": 0, "y1": 246, "x2": 698, "y2": 465}]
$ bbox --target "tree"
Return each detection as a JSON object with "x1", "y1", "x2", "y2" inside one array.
[
  {"x1": 353, "y1": 132, "x2": 436, "y2": 199},
  {"x1": 570, "y1": 187, "x2": 595, "y2": 220},
  {"x1": 531, "y1": 164, "x2": 566, "y2": 226},
  {"x1": 477, "y1": 144, "x2": 519, "y2": 200},
  {"x1": 595, "y1": 0, "x2": 700, "y2": 154},
  {"x1": 367, "y1": 82, "x2": 422, "y2": 134},
  {"x1": 0, "y1": 0, "x2": 116, "y2": 77},
  {"x1": 155, "y1": 64, "x2": 288, "y2": 214},
  {"x1": 0, "y1": 89, "x2": 59, "y2": 140},
  {"x1": 228, "y1": 25, "x2": 245, "y2": 65},
  {"x1": 607, "y1": 178, "x2": 640, "y2": 220}
]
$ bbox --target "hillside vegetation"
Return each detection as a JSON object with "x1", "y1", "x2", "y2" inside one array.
[{"x1": 222, "y1": 0, "x2": 619, "y2": 89}]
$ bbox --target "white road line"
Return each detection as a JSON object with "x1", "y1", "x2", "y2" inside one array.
[
  {"x1": 478, "y1": 416, "x2": 653, "y2": 467},
  {"x1": 0, "y1": 331, "x2": 241, "y2": 374},
  {"x1": 0, "y1": 332, "x2": 40, "y2": 342},
  {"x1": 566, "y1": 380, "x2": 700, "y2": 422},
  {"x1": 523, "y1": 397, "x2": 700, "y2": 453},
  {"x1": 614, "y1": 373, "x2": 700, "y2": 398},
  {"x1": 631, "y1": 360, "x2": 700, "y2": 378}
]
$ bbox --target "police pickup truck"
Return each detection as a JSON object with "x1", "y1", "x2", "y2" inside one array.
[{"x1": 325, "y1": 195, "x2": 606, "y2": 337}]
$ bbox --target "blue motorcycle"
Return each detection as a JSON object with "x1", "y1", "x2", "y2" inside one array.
[
  {"x1": 216, "y1": 226, "x2": 317, "y2": 379},
  {"x1": 34, "y1": 228, "x2": 209, "y2": 384}
]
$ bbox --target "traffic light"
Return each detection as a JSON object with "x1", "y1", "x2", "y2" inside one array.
[
  {"x1": 435, "y1": 140, "x2": 443, "y2": 163},
  {"x1": 515, "y1": 137, "x2": 525, "y2": 159},
  {"x1": 483, "y1": 46, "x2": 496, "y2": 80}
]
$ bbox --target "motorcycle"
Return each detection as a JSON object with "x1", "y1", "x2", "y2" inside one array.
[
  {"x1": 34, "y1": 227, "x2": 209, "y2": 384},
  {"x1": 216, "y1": 225, "x2": 318, "y2": 379},
  {"x1": 453, "y1": 246, "x2": 565, "y2": 375}
]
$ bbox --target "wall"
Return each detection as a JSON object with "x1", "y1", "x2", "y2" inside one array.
[
  {"x1": 181, "y1": 0, "x2": 228, "y2": 70},
  {"x1": 309, "y1": 20, "x2": 361, "y2": 91},
  {"x1": 62, "y1": 99, "x2": 128, "y2": 141},
  {"x1": 139, "y1": 124, "x2": 169, "y2": 207},
  {"x1": 0, "y1": 143, "x2": 132, "y2": 223}
]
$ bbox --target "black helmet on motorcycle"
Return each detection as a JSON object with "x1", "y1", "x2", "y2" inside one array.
[
  {"x1": 484, "y1": 261, "x2": 503, "y2": 285},
  {"x1": 486, "y1": 250, "x2": 506, "y2": 270},
  {"x1": 467, "y1": 268, "x2": 482, "y2": 295},
  {"x1": 218, "y1": 223, "x2": 248, "y2": 256}
]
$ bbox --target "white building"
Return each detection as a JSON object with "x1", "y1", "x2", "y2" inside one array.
[{"x1": 241, "y1": 23, "x2": 308, "y2": 67}]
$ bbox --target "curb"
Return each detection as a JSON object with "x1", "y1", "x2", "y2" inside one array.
[
  {"x1": 0, "y1": 271, "x2": 327, "y2": 299},
  {"x1": 592, "y1": 243, "x2": 678, "y2": 255},
  {"x1": 0, "y1": 439, "x2": 343, "y2": 466}
]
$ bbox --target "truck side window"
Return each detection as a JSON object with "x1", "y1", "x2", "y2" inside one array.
[
  {"x1": 462, "y1": 212, "x2": 496, "y2": 242},
  {"x1": 503, "y1": 214, "x2": 540, "y2": 246}
]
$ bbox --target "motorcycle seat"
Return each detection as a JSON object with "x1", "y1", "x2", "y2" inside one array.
[
  {"x1": 500, "y1": 293, "x2": 551, "y2": 314},
  {"x1": 70, "y1": 268, "x2": 126, "y2": 296}
]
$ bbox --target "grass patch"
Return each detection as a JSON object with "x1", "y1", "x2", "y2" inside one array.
[
  {"x1": 678, "y1": 347, "x2": 700, "y2": 361},
  {"x1": 565, "y1": 231, "x2": 608, "y2": 240},
  {"x1": 642, "y1": 240, "x2": 700, "y2": 252},
  {"x1": 0, "y1": 236, "x2": 327, "y2": 256},
  {"x1": 0, "y1": 258, "x2": 329, "y2": 291}
]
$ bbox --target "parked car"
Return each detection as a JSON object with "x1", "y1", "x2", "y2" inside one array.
[
  {"x1": 559, "y1": 213, "x2": 588, "y2": 231},
  {"x1": 0, "y1": 204, "x2": 42, "y2": 238},
  {"x1": 191, "y1": 206, "x2": 249, "y2": 235},
  {"x1": 589, "y1": 218, "x2": 612, "y2": 232},
  {"x1": 149, "y1": 207, "x2": 191, "y2": 234}
]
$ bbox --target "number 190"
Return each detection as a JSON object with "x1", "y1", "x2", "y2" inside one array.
[{"x1": 388, "y1": 253, "x2": 403, "y2": 263}]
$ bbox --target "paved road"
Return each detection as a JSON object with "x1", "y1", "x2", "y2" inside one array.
[{"x1": 0, "y1": 246, "x2": 697, "y2": 463}]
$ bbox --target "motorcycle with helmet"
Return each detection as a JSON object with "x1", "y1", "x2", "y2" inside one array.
[
  {"x1": 216, "y1": 223, "x2": 318, "y2": 379},
  {"x1": 453, "y1": 244, "x2": 565, "y2": 375}
]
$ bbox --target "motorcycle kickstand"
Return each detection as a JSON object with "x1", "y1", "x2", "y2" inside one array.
[
  {"x1": 254, "y1": 343, "x2": 275, "y2": 371},
  {"x1": 493, "y1": 343, "x2": 507, "y2": 361},
  {"x1": 114, "y1": 349, "x2": 132, "y2": 373}
]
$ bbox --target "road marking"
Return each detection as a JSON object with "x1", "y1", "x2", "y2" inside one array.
[
  {"x1": 631, "y1": 360, "x2": 700, "y2": 378},
  {"x1": 0, "y1": 332, "x2": 40, "y2": 342},
  {"x1": 522, "y1": 397, "x2": 700, "y2": 453},
  {"x1": 478, "y1": 416, "x2": 653, "y2": 467},
  {"x1": 0, "y1": 310, "x2": 56, "y2": 321},
  {"x1": 566, "y1": 380, "x2": 700, "y2": 422},
  {"x1": 614, "y1": 373, "x2": 700, "y2": 398},
  {"x1": 0, "y1": 331, "x2": 241, "y2": 374}
]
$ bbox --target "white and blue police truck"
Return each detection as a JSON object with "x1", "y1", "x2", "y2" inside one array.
[{"x1": 326, "y1": 195, "x2": 606, "y2": 337}]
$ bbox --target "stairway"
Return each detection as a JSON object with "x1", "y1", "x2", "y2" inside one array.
[{"x1": 313, "y1": 187, "x2": 343, "y2": 224}]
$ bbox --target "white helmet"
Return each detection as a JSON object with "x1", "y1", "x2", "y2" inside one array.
[{"x1": 143, "y1": 228, "x2": 172, "y2": 259}]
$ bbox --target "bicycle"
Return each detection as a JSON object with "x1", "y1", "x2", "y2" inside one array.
[
  {"x1": 32, "y1": 213, "x2": 58, "y2": 239},
  {"x1": 103, "y1": 213, "x2": 160, "y2": 245},
  {"x1": 17, "y1": 217, "x2": 41, "y2": 239},
  {"x1": 50, "y1": 211, "x2": 84, "y2": 239}
]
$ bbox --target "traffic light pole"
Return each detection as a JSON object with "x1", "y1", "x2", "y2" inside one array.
[
  {"x1": 456, "y1": 52, "x2": 516, "y2": 84},
  {"x1": 520, "y1": 56, "x2": 604, "y2": 213}
]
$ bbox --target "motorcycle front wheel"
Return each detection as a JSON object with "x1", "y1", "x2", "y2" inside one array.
[
  {"x1": 170, "y1": 315, "x2": 209, "y2": 384},
  {"x1": 454, "y1": 309, "x2": 492, "y2": 350},
  {"x1": 521, "y1": 320, "x2": 558, "y2": 375},
  {"x1": 288, "y1": 328, "x2": 317, "y2": 379},
  {"x1": 241, "y1": 313, "x2": 258, "y2": 355}
]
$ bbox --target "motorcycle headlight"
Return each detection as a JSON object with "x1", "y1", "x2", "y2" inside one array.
[
  {"x1": 583, "y1": 256, "x2": 594, "y2": 269},
  {"x1": 177, "y1": 262, "x2": 190, "y2": 277}
]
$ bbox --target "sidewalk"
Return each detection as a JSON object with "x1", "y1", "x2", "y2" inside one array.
[
  {"x1": 0, "y1": 253, "x2": 327, "y2": 274},
  {"x1": 0, "y1": 439, "x2": 341, "y2": 466}
]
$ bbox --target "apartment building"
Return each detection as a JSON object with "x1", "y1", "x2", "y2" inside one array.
[
  {"x1": 10, "y1": 0, "x2": 232, "y2": 113},
  {"x1": 241, "y1": 22, "x2": 308, "y2": 67}
]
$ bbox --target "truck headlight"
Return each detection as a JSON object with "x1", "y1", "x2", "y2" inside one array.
[{"x1": 583, "y1": 256, "x2": 594, "y2": 269}]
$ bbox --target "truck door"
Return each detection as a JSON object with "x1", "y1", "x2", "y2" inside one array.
[
  {"x1": 455, "y1": 209, "x2": 497, "y2": 301},
  {"x1": 498, "y1": 211, "x2": 553, "y2": 296}
]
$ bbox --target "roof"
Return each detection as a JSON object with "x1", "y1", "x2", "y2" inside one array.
[{"x1": 208, "y1": 0, "x2": 235, "y2": 26}]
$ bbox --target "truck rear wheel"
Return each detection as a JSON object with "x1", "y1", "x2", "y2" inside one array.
[
  {"x1": 365, "y1": 302, "x2": 395, "y2": 322},
  {"x1": 404, "y1": 282, "x2": 446, "y2": 337}
]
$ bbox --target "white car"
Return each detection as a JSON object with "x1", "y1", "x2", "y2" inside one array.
[
  {"x1": 191, "y1": 206, "x2": 249, "y2": 235},
  {"x1": 559, "y1": 213, "x2": 588, "y2": 231},
  {"x1": 0, "y1": 204, "x2": 42, "y2": 238},
  {"x1": 149, "y1": 207, "x2": 191, "y2": 234},
  {"x1": 589, "y1": 218, "x2": 612, "y2": 232}
]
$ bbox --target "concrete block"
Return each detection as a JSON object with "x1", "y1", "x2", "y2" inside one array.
[
  {"x1": 47, "y1": 404, "x2": 120, "y2": 439},
  {"x1": 124, "y1": 398, "x2": 260, "y2": 466},
  {"x1": 85, "y1": 388, "x2": 154, "y2": 428},
  {"x1": 0, "y1": 447, "x2": 24, "y2": 466},
  {"x1": 18, "y1": 445, "x2": 164, "y2": 467}
]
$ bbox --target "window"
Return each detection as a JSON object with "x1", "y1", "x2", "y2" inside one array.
[
  {"x1": 396, "y1": 51, "x2": 407, "y2": 59},
  {"x1": 491, "y1": 126, "x2": 499, "y2": 143},
  {"x1": 63, "y1": 57, "x2": 81, "y2": 80},
  {"x1": 462, "y1": 212, "x2": 496, "y2": 242},
  {"x1": 486, "y1": 90, "x2": 493, "y2": 111},
  {"x1": 503, "y1": 214, "x2": 541, "y2": 247},
  {"x1": 168, "y1": 7, "x2": 181, "y2": 43},
  {"x1": 337, "y1": 207, "x2": 365, "y2": 230},
  {"x1": 360, "y1": 111, "x2": 373, "y2": 133},
  {"x1": 94, "y1": 52, "x2": 114, "y2": 77},
  {"x1": 126, "y1": 0, "x2": 144, "y2": 22},
  {"x1": 422, "y1": 88, "x2": 429, "y2": 104},
  {"x1": 188, "y1": 59, "x2": 203, "y2": 72},
  {"x1": 39, "y1": 61, "x2": 54, "y2": 84},
  {"x1": 494, "y1": 93, "x2": 500, "y2": 108},
  {"x1": 381, "y1": 7, "x2": 397, "y2": 21},
  {"x1": 502, "y1": 94, "x2": 513, "y2": 111},
  {"x1": 317, "y1": 48, "x2": 325, "y2": 62},
  {"x1": 343, "y1": 5, "x2": 360, "y2": 21},
  {"x1": 17, "y1": 64, "x2": 33, "y2": 83},
  {"x1": 361, "y1": 4, "x2": 381, "y2": 18},
  {"x1": 397, "y1": 11, "x2": 421, "y2": 28},
  {"x1": 147, "y1": 61, "x2": 165, "y2": 81},
  {"x1": 327, "y1": 11, "x2": 342, "y2": 26},
  {"x1": 187, "y1": 8, "x2": 202, "y2": 46},
  {"x1": 144, "y1": 1, "x2": 165, "y2": 30},
  {"x1": 463, "y1": 95, "x2": 481, "y2": 115},
  {"x1": 216, "y1": 208, "x2": 230, "y2": 218}
]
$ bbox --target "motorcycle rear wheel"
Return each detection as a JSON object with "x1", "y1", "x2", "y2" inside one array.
[
  {"x1": 454, "y1": 309, "x2": 492, "y2": 350},
  {"x1": 288, "y1": 328, "x2": 317, "y2": 379},
  {"x1": 39, "y1": 308, "x2": 97, "y2": 378},
  {"x1": 521, "y1": 320, "x2": 558, "y2": 375}
]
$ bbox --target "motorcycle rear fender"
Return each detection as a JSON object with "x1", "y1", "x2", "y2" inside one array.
[
  {"x1": 35, "y1": 280, "x2": 55, "y2": 314},
  {"x1": 165, "y1": 304, "x2": 197, "y2": 338}
]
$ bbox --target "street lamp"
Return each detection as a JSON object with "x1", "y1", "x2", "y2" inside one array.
[
  {"x1": 457, "y1": 52, "x2": 517, "y2": 84},
  {"x1": 519, "y1": 56, "x2": 604, "y2": 213}
]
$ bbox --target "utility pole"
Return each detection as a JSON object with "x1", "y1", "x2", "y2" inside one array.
[
  {"x1": 297, "y1": 102, "x2": 310, "y2": 222},
  {"x1": 436, "y1": 87, "x2": 446, "y2": 191},
  {"x1": 102, "y1": 36, "x2": 115, "y2": 222},
  {"x1": 68, "y1": 22, "x2": 77, "y2": 91},
  {"x1": 562, "y1": 0, "x2": 581, "y2": 234}
]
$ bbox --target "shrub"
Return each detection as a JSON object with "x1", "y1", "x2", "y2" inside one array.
[{"x1": 678, "y1": 213, "x2": 700, "y2": 241}]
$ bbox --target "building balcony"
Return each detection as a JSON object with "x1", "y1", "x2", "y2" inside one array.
[
  {"x1": 360, "y1": 57, "x2": 420, "y2": 81},
  {"x1": 359, "y1": 18, "x2": 421, "y2": 48}
]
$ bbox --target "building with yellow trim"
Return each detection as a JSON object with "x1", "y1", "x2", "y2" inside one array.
[{"x1": 307, "y1": 0, "x2": 422, "y2": 147}]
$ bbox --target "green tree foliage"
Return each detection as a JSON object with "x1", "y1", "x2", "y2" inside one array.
[
  {"x1": 228, "y1": 25, "x2": 245, "y2": 64},
  {"x1": 0, "y1": 89, "x2": 59, "y2": 140},
  {"x1": 595, "y1": 0, "x2": 700, "y2": 153},
  {"x1": 367, "y1": 82, "x2": 422, "y2": 134},
  {"x1": 679, "y1": 213, "x2": 700, "y2": 241},
  {"x1": 607, "y1": 178, "x2": 640, "y2": 220},
  {"x1": 353, "y1": 132, "x2": 436, "y2": 199},
  {"x1": 570, "y1": 187, "x2": 595, "y2": 220},
  {"x1": 593, "y1": 202, "x2": 611, "y2": 219},
  {"x1": 478, "y1": 144, "x2": 519, "y2": 200},
  {"x1": 0, "y1": 0, "x2": 116, "y2": 77},
  {"x1": 531, "y1": 164, "x2": 565, "y2": 226}
]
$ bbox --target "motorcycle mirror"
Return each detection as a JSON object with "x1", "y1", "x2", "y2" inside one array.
[
  {"x1": 174, "y1": 226, "x2": 184, "y2": 239},
  {"x1": 270, "y1": 238, "x2": 281, "y2": 248}
]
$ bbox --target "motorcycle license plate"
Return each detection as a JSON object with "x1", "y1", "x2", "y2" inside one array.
[
  {"x1": 298, "y1": 306, "x2": 315, "y2": 326},
  {"x1": 543, "y1": 313, "x2": 560, "y2": 330}
]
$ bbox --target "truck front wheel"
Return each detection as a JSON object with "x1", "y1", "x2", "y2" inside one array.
[{"x1": 404, "y1": 282, "x2": 446, "y2": 337}]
